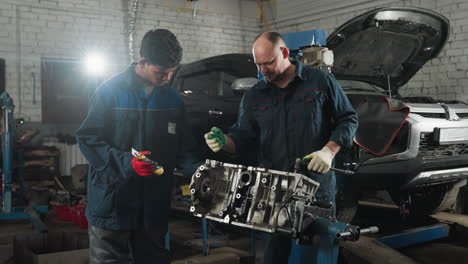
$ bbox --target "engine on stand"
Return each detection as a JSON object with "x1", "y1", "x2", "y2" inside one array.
[{"x1": 190, "y1": 160, "x2": 378, "y2": 263}]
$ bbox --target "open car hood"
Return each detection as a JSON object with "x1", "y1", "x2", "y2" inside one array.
[
  {"x1": 327, "y1": 7, "x2": 449, "y2": 92},
  {"x1": 172, "y1": 53, "x2": 257, "y2": 80}
]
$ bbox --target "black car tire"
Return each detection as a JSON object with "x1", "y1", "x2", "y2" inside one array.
[
  {"x1": 390, "y1": 182, "x2": 463, "y2": 220},
  {"x1": 336, "y1": 184, "x2": 360, "y2": 223},
  {"x1": 457, "y1": 185, "x2": 468, "y2": 214}
]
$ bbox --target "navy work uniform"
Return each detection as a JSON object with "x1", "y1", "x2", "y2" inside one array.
[
  {"x1": 76, "y1": 63, "x2": 197, "y2": 264},
  {"x1": 229, "y1": 61, "x2": 358, "y2": 264}
]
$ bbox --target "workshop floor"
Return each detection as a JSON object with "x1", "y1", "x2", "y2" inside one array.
[
  {"x1": 346, "y1": 202, "x2": 468, "y2": 264},
  {"x1": 0, "y1": 208, "x2": 263, "y2": 264}
]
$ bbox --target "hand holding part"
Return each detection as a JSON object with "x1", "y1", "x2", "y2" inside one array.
[
  {"x1": 204, "y1": 127, "x2": 225, "y2": 152},
  {"x1": 303, "y1": 146, "x2": 335, "y2": 174},
  {"x1": 131, "y1": 149, "x2": 164, "y2": 176}
]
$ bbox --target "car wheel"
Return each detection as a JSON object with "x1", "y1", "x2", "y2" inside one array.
[
  {"x1": 390, "y1": 182, "x2": 463, "y2": 219},
  {"x1": 454, "y1": 184, "x2": 468, "y2": 214}
]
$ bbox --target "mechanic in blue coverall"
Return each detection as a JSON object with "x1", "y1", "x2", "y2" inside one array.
[
  {"x1": 76, "y1": 29, "x2": 199, "y2": 264},
  {"x1": 204, "y1": 32, "x2": 358, "y2": 263}
]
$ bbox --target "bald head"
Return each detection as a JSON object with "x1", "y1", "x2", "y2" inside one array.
[
  {"x1": 253, "y1": 32, "x2": 286, "y2": 57},
  {"x1": 252, "y1": 32, "x2": 291, "y2": 83},
  {"x1": 254, "y1": 32, "x2": 286, "y2": 46}
]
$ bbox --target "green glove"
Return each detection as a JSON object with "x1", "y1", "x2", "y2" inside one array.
[{"x1": 204, "y1": 127, "x2": 225, "y2": 152}]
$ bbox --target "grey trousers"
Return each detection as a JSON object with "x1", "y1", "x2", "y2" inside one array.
[{"x1": 89, "y1": 225, "x2": 170, "y2": 264}]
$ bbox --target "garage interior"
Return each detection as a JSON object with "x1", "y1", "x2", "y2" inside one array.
[{"x1": 1, "y1": 0, "x2": 468, "y2": 263}]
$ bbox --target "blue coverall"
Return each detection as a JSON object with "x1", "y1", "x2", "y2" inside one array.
[
  {"x1": 76, "y1": 63, "x2": 198, "y2": 263},
  {"x1": 229, "y1": 61, "x2": 358, "y2": 264}
]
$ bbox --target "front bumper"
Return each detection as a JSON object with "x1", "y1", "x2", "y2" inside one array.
[
  {"x1": 402, "y1": 167, "x2": 468, "y2": 189},
  {"x1": 353, "y1": 154, "x2": 468, "y2": 189}
]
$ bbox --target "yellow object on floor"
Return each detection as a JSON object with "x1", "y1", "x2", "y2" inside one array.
[{"x1": 180, "y1": 184, "x2": 191, "y2": 196}]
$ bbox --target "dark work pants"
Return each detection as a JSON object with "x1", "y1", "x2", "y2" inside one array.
[{"x1": 89, "y1": 225, "x2": 170, "y2": 264}]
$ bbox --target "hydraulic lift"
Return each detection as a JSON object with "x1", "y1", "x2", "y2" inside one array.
[{"x1": 1, "y1": 92, "x2": 48, "y2": 232}]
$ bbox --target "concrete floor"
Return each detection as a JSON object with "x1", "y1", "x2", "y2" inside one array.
[
  {"x1": 344, "y1": 203, "x2": 468, "y2": 264},
  {"x1": 0, "y1": 209, "x2": 260, "y2": 264}
]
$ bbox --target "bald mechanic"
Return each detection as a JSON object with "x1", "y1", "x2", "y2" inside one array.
[{"x1": 204, "y1": 32, "x2": 358, "y2": 263}]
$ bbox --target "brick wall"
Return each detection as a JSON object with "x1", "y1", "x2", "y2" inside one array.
[
  {"x1": 131, "y1": 0, "x2": 259, "y2": 63},
  {"x1": 271, "y1": 0, "x2": 468, "y2": 103},
  {"x1": 0, "y1": 0, "x2": 259, "y2": 122},
  {"x1": 4, "y1": 0, "x2": 463, "y2": 122}
]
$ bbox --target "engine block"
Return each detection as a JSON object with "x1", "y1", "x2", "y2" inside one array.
[{"x1": 190, "y1": 160, "x2": 333, "y2": 235}]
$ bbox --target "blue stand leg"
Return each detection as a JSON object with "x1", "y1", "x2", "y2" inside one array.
[
  {"x1": 2, "y1": 93, "x2": 14, "y2": 214},
  {"x1": 165, "y1": 226, "x2": 170, "y2": 250},
  {"x1": 202, "y1": 216, "x2": 208, "y2": 256},
  {"x1": 17, "y1": 149, "x2": 25, "y2": 206},
  {"x1": 289, "y1": 219, "x2": 348, "y2": 264},
  {"x1": 251, "y1": 230, "x2": 256, "y2": 258}
]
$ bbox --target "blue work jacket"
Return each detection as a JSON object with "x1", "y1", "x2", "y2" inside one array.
[
  {"x1": 229, "y1": 61, "x2": 358, "y2": 203},
  {"x1": 76, "y1": 63, "x2": 197, "y2": 231}
]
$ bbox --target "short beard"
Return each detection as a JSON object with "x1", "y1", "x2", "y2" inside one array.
[{"x1": 266, "y1": 70, "x2": 287, "y2": 83}]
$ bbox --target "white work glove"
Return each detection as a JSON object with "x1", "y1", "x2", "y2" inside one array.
[
  {"x1": 204, "y1": 127, "x2": 225, "y2": 152},
  {"x1": 303, "y1": 146, "x2": 335, "y2": 174}
]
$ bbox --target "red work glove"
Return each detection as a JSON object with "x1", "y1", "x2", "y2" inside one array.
[{"x1": 132, "y1": 151, "x2": 156, "y2": 176}]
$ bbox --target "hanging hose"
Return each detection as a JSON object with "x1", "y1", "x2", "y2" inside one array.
[{"x1": 128, "y1": 0, "x2": 140, "y2": 62}]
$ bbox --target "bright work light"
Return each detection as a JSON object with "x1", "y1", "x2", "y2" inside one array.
[{"x1": 83, "y1": 53, "x2": 107, "y2": 76}]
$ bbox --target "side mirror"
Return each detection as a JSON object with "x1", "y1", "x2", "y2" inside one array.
[{"x1": 231, "y1": 77, "x2": 258, "y2": 95}]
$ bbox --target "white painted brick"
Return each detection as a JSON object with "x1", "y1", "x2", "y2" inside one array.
[
  {"x1": 40, "y1": 0, "x2": 58, "y2": 6},
  {"x1": 446, "y1": 48, "x2": 464, "y2": 56},
  {"x1": 0, "y1": 2, "x2": 13, "y2": 10},
  {"x1": 47, "y1": 21, "x2": 64, "y2": 28},
  {"x1": 0, "y1": 16, "x2": 10, "y2": 24},
  {"x1": 37, "y1": 13, "x2": 56, "y2": 21},
  {"x1": 450, "y1": 39, "x2": 468, "y2": 49},
  {"x1": 32, "y1": 8, "x2": 49, "y2": 16},
  {"x1": 449, "y1": 79, "x2": 458, "y2": 87},
  {"x1": 411, "y1": 80, "x2": 424, "y2": 88},
  {"x1": 1, "y1": 8, "x2": 15, "y2": 17},
  {"x1": 440, "y1": 56, "x2": 450, "y2": 64},
  {"x1": 448, "y1": 70, "x2": 466, "y2": 78},
  {"x1": 454, "y1": 18, "x2": 468, "y2": 27},
  {"x1": 75, "y1": 17, "x2": 90, "y2": 25},
  {"x1": 423, "y1": 80, "x2": 434, "y2": 87},
  {"x1": 458, "y1": 78, "x2": 468, "y2": 85},
  {"x1": 446, "y1": 63, "x2": 457, "y2": 72},
  {"x1": 460, "y1": 55, "x2": 468, "y2": 62},
  {"x1": 22, "y1": 25, "x2": 42, "y2": 33},
  {"x1": 0, "y1": 30, "x2": 9, "y2": 38},
  {"x1": 456, "y1": 62, "x2": 468, "y2": 70},
  {"x1": 0, "y1": 46, "x2": 13, "y2": 53},
  {"x1": 57, "y1": 15, "x2": 75, "y2": 23},
  {"x1": 449, "y1": 56, "x2": 460, "y2": 63}
]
